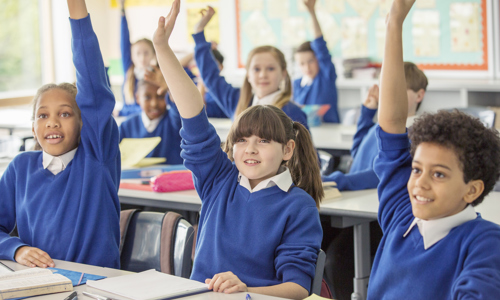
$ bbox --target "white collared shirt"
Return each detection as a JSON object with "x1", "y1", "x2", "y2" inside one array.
[
  {"x1": 238, "y1": 166, "x2": 293, "y2": 193},
  {"x1": 300, "y1": 76, "x2": 313, "y2": 87},
  {"x1": 42, "y1": 148, "x2": 78, "y2": 175},
  {"x1": 141, "y1": 112, "x2": 164, "y2": 133},
  {"x1": 251, "y1": 90, "x2": 283, "y2": 107},
  {"x1": 403, "y1": 205, "x2": 477, "y2": 250}
]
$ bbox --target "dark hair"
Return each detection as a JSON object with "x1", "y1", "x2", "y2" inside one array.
[
  {"x1": 296, "y1": 41, "x2": 314, "y2": 54},
  {"x1": 409, "y1": 110, "x2": 500, "y2": 206},
  {"x1": 404, "y1": 62, "x2": 428, "y2": 112},
  {"x1": 211, "y1": 49, "x2": 224, "y2": 65},
  {"x1": 224, "y1": 105, "x2": 323, "y2": 207}
]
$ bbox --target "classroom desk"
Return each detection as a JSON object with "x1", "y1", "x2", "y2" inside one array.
[{"x1": 0, "y1": 260, "x2": 291, "y2": 300}]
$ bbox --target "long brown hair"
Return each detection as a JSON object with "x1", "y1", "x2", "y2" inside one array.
[
  {"x1": 124, "y1": 38, "x2": 155, "y2": 105},
  {"x1": 224, "y1": 105, "x2": 323, "y2": 207},
  {"x1": 234, "y1": 46, "x2": 292, "y2": 118}
]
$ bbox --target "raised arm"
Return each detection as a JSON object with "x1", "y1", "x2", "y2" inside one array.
[
  {"x1": 67, "y1": 0, "x2": 88, "y2": 19},
  {"x1": 119, "y1": 0, "x2": 132, "y2": 74},
  {"x1": 304, "y1": 0, "x2": 322, "y2": 39},
  {"x1": 378, "y1": 0, "x2": 414, "y2": 134}
]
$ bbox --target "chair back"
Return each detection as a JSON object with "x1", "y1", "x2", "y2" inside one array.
[
  {"x1": 311, "y1": 249, "x2": 326, "y2": 295},
  {"x1": 119, "y1": 210, "x2": 194, "y2": 278}
]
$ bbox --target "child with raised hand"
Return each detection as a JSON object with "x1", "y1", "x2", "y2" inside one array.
[
  {"x1": 192, "y1": 7, "x2": 308, "y2": 127},
  {"x1": 153, "y1": 1, "x2": 323, "y2": 299},
  {"x1": 293, "y1": 0, "x2": 339, "y2": 123},
  {"x1": 369, "y1": 0, "x2": 500, "y2": 298},
  {"x1": 0, "y1": 0, "x2": 121, "y2": 269}
]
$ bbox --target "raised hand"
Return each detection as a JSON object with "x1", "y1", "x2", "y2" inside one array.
[
  {"x1": 303, "y1": 0, "x2": 316, "y2": 13},
  {"x1": 67, "y1": 0, "x2": 88, "y2": 20},
  {"x1": 363, "y1": 84, "x2": 379, "y2": 110},
  {"x1": 15, "y1": 246, "x2": 55, "y2": 268},
  {"x1": 144, "y1": 66, "x2": 169, "y2": 95},
  {"x1": 153, "y1": 0, "x2": 180, "y2": 49},
  {"x1": 205, "y1": 271, "x2": 248, "y2": 294},
  {"x1": 387, "y1": 0, "x2": 415, "y2": 25},
  {"x1": 193, "y1": 6, "x2": 215, "y2": 34},
  {"x1": 119, "y1": 0, "x2": 125, "y2": 10}
]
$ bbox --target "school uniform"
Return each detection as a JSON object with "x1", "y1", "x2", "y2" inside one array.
[
  {"x1": 205, "y1": 92, "x2": 229, "y2": 118},
  {"x1": 292, "y1": 36, "x2": 339, "y2": 123},
  {"x1": 192, "y1": 31, "x2": 309, "y2": 127},
  {"x1": 0, "y1": 15, "x2": 121, "y2": 268},
  {"x1": 182, "y1": 108, "x2": 322, "y2": 293},
  {"x1": 368, "y1": 126, "x2": 500, "y2": 299}
]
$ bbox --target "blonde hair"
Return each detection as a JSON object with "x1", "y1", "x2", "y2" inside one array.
[
  {"x1": 224, "y1": 105, "x2": 323, "y2": 207},
  {"x1": 124, "y1": 38, "x2": 155, "y2": 105},
  {"x1": 234, "y1": 46, "x2": 292, "y2": 117},
  {"x1": 31, "y1": 83, "x2": 80, "y2": 150}
]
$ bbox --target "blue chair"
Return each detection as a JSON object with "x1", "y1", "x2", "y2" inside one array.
[{"x1": 119, "y1": 210, "x2": 194, "y2": 278}]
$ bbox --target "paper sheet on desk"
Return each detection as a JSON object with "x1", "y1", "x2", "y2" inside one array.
[
  {"x1": 119, "y1": 138, "x2": 165, "y2": 169},
  {"x1": 86, "y1": 269, "x2": 209, "y2": 300}
]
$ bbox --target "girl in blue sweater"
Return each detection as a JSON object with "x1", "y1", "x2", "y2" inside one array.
[
  {"x1": 293, "y1": 0, "x2": 339, "y2": 123},
  {"x1": 153, "y1": 2, "x2": 323, "y2": 298},
  {"x1": 369, "y1": 0, "x2": 500, "y2": 298},
  {"x1": 192, "y1": 7, "x2": 308, "y2": 127},
  {"x1": 0, "y1": 0, "x2": 121, "y2": 269}
]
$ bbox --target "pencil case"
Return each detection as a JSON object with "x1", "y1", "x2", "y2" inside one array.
[{"x1": 150, "y1": 170, "x2": 195, "y2": 192}]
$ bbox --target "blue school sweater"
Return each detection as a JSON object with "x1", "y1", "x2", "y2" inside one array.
[
  {"x1": 193, "y1": 31, "x2": 308, "y2": 127},
  {"x1": 368, "y1": 126, "x2": 500, "y2": 299},
  {"x1": 292, "y1": 36, "x2": 339, "y2": 123},
  {"x1": 205, "y1": 92, "x2": 229, "y2": 118},
  {"x1": 119, "y1": 14, "x2": 141, "y2": 117},
  {"x1": 322, "y1": 106, "x2": 379, "y2": 190},
  {"x1": 119, "y1": 106, "x2": 183, "y2": 164},
  {"x1": 182, "y1": 108, "x2": 322, "y2": 292},
  {"x1": 0, "y1": 15, "x2": 121, "y2": 268}
]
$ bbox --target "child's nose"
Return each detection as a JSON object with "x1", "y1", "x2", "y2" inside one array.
[
  {"x1": 45, "y1": 117, "x2": 60, "y2": 128},
  {"x1": 415, "y1": 174, "x2": 431, "y2": 189},
  {"x1": 245, "y1": 143, "x2": 258, "y2": 154}
]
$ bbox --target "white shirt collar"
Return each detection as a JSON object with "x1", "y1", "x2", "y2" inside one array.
[
  {"x1": 403, "y1": 205, "x2": 477, "y2": 250},
  {"x1": 141, "y1": 111, "x2": 164, "y2": 133},
  {"x1": 238, "y1": 166, "x2": 293, "y2": 193},
  {"x1": 300, "y1": 76, "x2": 313, "y2": 87},
  {"x1": 251, "y1": 90, "x2": 283, "y2": 107},
  {"x1": 42, "y1": 148, "x2": 78, "y2": 175}
]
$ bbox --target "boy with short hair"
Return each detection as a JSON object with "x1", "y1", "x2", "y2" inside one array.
[{"x1": 369, "y1": 0, "x2": 500, "y2": 298}]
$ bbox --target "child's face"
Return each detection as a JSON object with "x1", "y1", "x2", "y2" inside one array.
[
  {"x1": 407, "y1": 142, "x2": 478, "y2": 220},
  {"x1": 32, "y1": 89, "x2": 82, "y2": 156},
  {"x1": 247, "y1": 52, "x2": 286, "y2": 99},
  {"x1": 233, "y1": 135, "x2": 294, "y2": 189},
  {"x1": 131, "y1": 42, "x2": 155, "y2": 70},
  {"x1": 136, "y1": 84, "x2": 167, "y2": 120},
  {"x1": 294, "y1": 51, "x2": 319, "y2": 79}
]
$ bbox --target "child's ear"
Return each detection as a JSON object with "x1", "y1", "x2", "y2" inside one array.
[
  {"x1": 32, "y1": 123, "x2": 37, "y2": 140},
  {"x1": 416, "y1": 89, "x2": 425, "y2": 104},
  {"x1": 283, "y1": 139, "x2": 295, "y2": 161},
  {"x1": 464, "y1": 179, "x2": 484, "y2": 204}
]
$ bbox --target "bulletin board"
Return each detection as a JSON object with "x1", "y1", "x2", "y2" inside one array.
[{"x1": 236, "y1": 0, "x2": 491, "y2": 72}]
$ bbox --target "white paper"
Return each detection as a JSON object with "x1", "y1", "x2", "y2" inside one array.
[
  {"x1": 412, "y1": 10, "x2": 440, "y2": 57},
  {"x1": 243, "y1": 11, "x2": 277, "y2": 46},
  {"x1": 346, "y1": 0, "x2": 378, "y2": 20},
  {"x1": 416, "y1": 0, "x2": 436, "y2": 9},
  {"x1": 86, "y1": 269, "x2": 208, "y2": 300},
  {"x1": 282, "y1": 17, "x2": 307, "y2": 47},
  {"x1": 267, "y1": 0, "x2": 289, "y2": 19},
  {"x1": 341, "y1": 17, "x2": 368, "y2": 58},
  {"x1": 379, "y1": 0, "x2": 392, "y2": 17},
  {"x1": 240, "y1": 0, "x2": 263, "y2": 11},
  {"x1": 376, "y1": 17, "x2": 386, "y2": 58},
  {"x1": 316, "y1": 11, "x2": 341, "y2": 51},
  {"x1": 325, "y1": 0, "x2": 345, "y2": 14},
  {"x1": 450, "y1": 3, "x2": 481, "y2": 52},
  {"x1": 0, "y1": 268, "x2": 51, "y2": 282}
]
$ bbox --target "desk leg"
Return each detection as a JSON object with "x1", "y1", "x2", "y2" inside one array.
[{"x1": 351, "y1": 222, "x2": 370, "y2": 300}]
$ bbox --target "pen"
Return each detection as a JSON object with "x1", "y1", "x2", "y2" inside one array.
[
  {"x1": 246, "y1": 293, "x2": 252, "y2": 300},
  {"x1": 64, "y1": 291, "x2": 78, "y2": 300},
  {"x1": 77, "y1": 272, "x2": 85, "y2": 285}
]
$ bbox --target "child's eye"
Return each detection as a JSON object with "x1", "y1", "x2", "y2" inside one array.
[
  {"x1": 61, "y1": 112, "x2": 71, "y2": 117},
  {"x1": 236, "y1": 138, "x2": 246, "y2": 143},
  {"x1": 38, "y1": 114, "x2": 47, "y2": 119},
  {"x1": 434, "y1": 172, "x2": 445, "y2": 179},
  {"x1": 253, "y1": 67, "x2": 260, "y2": 72},
  {"x1": 267, "y1": 67, "x2": 275, "y2": 71},
  {"x1": 260, "y1": 139, "x2": 269, "y2": 143},
  {"x1": 411, "y1": 167, "x2": 421, "y2": 174}
]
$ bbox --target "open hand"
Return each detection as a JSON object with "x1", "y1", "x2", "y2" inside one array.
[
  {"x1": 119, "y1": 0, "x2": 125, "y2": 9},
  {"x1": 205, "y1": 271, "x2": 248, "y2": 294},
  {"x1": 153, "y1": 0, "x2": 180, "y2": 48},
  {"x1": 363, "y1": 84, "x2": 379, "y2": 110},
  {"x1": 193, "y1": 6, "x2": 215, "y2": 34},
  {"x1": 387, "y1": 0, "x2": 415, "y2": 25},
  {"x1": 14, "y1": 246, "x2": 55, "y2": 268},
  {"x1": 303, "y1": 0, "x2": 316, "y2": 13},
  {"x1": 144, "y1": 66, "x2": 169, "y2": 95}
]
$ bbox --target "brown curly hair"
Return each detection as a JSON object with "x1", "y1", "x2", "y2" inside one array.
[{"x1": 409, "y1": 110, "x2": 500, "y2": 206}]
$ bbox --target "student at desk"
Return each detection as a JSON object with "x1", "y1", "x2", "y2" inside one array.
[
  {"x1": 0, "y1": 0, "x2": 121, "y2": 268},
  {"x1": 153, "y1": 2, "x2": 323, "y2": 299},
  {"x1": 369, "y1": 0, "x2": 500, "y2": 298}
]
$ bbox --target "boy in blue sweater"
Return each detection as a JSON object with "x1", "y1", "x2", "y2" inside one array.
[
  {"x1": 369, "y1": 0, "x2": 500, "y2": 298},
  {"x1": 153, "y1": 1, "x2": 323, "y2": 298},
  {"x1": 293, "y1": 0, "x2": 339, "y2": 123},
  {"x1": 0, "y1": 0, "x2": 121, "y2": 268},
  {"x1": 119, "y1": 79, "x2": 183, "y2": 164}
]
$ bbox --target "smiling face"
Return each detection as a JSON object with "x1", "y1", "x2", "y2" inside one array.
[
  {"x1": 131, "y1": 40, "x2": 156, "y2": 70},
  {"x1": 32, "y1": 89, "x2": 82, "y2": 156},
  {"x1": 136, "y1": 82, "x2": 167, "y2": 120},
  {"x1": 294, "y1": 51, "x2": 319, "y2": 79},
  {"x1": 407, "y1": 142, "x2": 481, "y2": 220},
  {"x1": 247, "y1": 52, "x2": 286, "y2": 99},
  {"x1": 233, "y1": 135, "x2": 294, "y2": 189}
]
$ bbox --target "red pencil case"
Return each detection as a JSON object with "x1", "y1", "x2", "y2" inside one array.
[{"x1": 149, "y1": 170, "x2": 195, "y2": 192}]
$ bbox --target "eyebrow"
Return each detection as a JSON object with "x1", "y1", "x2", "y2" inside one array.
[
  {"x1": 412, "y1": 160, "x2": 452, "y2": 171},
  {"x1": 37, "y1": 104, "x2": 74, "y2": 110}
]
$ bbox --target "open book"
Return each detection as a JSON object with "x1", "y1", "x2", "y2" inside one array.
[
  {"x1": 0, "y1": 268, "x2": 72, "y2": 300},
  {"x1": 86, "y1": 269, "x2": 209, "y2": 300}
]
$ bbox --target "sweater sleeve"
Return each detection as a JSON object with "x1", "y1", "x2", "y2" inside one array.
[
  {"x1": 373, "y1": 126, "x2": 413, "y2": 233},
  {"x1": 275, "y1": 204, "x2": 322, "y2": 292},
  {"x1": 310, "y1": 36, "x2": 337, "y2": 81},
  {"x1": 180, "y1": 108, "x2": 235, "y2": 201},
  {"x1": 193, "y1": 31, "x2": 240, "y2": 119},
  {"x1": 70, "y1": 15, "x2": 120, "y2": 163},
  {"x1": 351, "y1": 106, "x2": 377, "y2": 158},
  {"x1": 322, "y1": 169, "x2": 379, "y2": 191},
  {"x1": 0, "y1": 160, "x2": 28, "y2": 260},
  {"x1": 120, "y1": 14, "x2": 132, "y2": 75}
]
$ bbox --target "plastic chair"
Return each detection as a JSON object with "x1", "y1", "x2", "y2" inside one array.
[
  {"x1": 311, "y1": 249, "x2": 332, "y2": 297},
  {"x1": 119, "y1": 210, "x2": 194, "y2": 278},
  {"x1": 446, "y1": 107, "x2": 496, "y2": 128}
]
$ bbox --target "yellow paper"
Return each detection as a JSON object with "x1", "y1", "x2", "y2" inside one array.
[
  {"x1": 187, "y1": 7, "x2": 220, "y2": 44},
  {"x1": 120, "y1": 137, "x2": 162, "y2": 168},
  {"x1": 133, "y1": 157, "x2": 167, "y2": 168},
  {"x1": 110, "y1": 0, "x2": 174, "y2": 8},
  {"x1": 304, "y1": 291, "x2": 333, "y2": 300}
]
